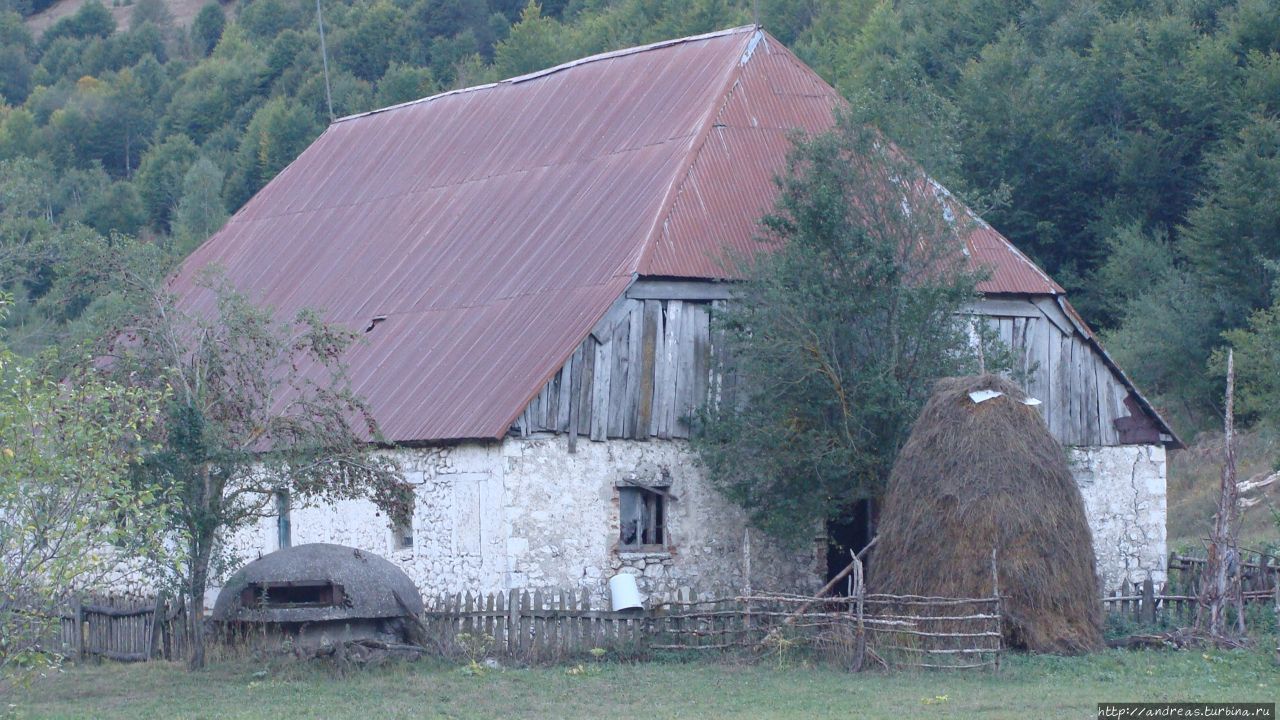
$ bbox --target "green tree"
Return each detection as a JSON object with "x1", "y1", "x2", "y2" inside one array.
[
  {"x1": 190, "y1": 2, "x2": 226, "y2": 56},
  {"x1": 692, "y1": 113, "x2": 991, "y2": 543},
  {"x1": 224, "y1": 97, "x2": 320, "y2": 209},
  {"x1": 103, "y1": 270, "x2": 408, "y2": 669},
  {"x1": 40, "y1": 0, "x2": 114, "y2": 49},
  {"x1": 1181, "y1": 115, "x2": 1280, "y2": 325},
  {"x1": 335, "y1": 0, "x2": 408, "y2": 82},
  {"x1": 1218, "y1": 270, "x2": 1280, "y2": 426},
  {"x1": 135, "y1": 134, "x2": 198, "y2": 232},
  {"x1": 171, "y1": 156, "x2": 228, "y2": 253},
  {"x1": 0, "y1": 295, "x2": 164, "y2": 690},
  {"x1": 493, "y1": 1, "x2": 569, "y2": 78},
  {"x1": 375, "y1": 62, "x2": 437, "y2": 107}
]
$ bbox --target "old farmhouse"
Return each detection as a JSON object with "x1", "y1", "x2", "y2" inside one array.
[{"x1": 172, "y1": 26, "x2": 1179, "y2": 604}]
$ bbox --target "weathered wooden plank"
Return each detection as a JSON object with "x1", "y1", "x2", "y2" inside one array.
[
  {"x1": 1096, "y1": 352, "x2": 1119, "y2": 445},
  {"x1": 657, "y1": 301, "x2": 683, "y2": 439},
  {"x1": 608, "y1": 313, "x2": 630, "y2": 438},
  {"x1": 624, "y1": 303, "x2": 644, "y2": 439},
  {"x1": 556, "y1": 359, "x2": 573, "y2": 432},
  {"x1": 577, "y1": 338, "x2": 596, "y2": 438},
  {"x1": 590, "y1": 293, "x2": 633, "y2": 343},
  {"x1": 626, "y1": 280, "x2": 734, "y2": 301},
  {"x1": 1031, "y1": 296, "x2": 1075, "y2": 336},
  {"x1": 1052, "y1": 332, "x2": 1072, "y2": 444},
  {"x1": 673, "y1": 302, "x2": 698, "y2": 438},
  {"x1": 637, "y1": 300, "x2": 661, "y2": 437},
  {"x1": 567, "y1": 344, "x2": 584, "y2": 452},
  {"x1": 650, "y1": 301, "x2": 669, "y2": 438},
  {"x1": 689, "y1": 303, "x2": 711, "y2": 426},
  {"x1": 997, "y1": 317, "x2": 1014, "y2": 351},
  {"x1": 591, "y1": 336, "x2": 613, "y2": 441},
  {"x1": 1081, "y1": 336, "x2": 1100, "y2": 445}
]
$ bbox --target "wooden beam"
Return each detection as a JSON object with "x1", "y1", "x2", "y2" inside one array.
[
  {"x1": 626, "y1": 280, "x2": 734, "y2": 301},
  {"x1": 961, "y1": 298, "x2": 1042, "y2": 319}
]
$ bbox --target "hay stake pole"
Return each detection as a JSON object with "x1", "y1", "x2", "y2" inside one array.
[{"x1": 991, "y1": 547, "x2": 1001, "y2": 672}]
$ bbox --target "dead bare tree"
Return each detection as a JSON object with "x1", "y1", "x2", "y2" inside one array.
[{"x1": 1196, "y1": 349, "x2": 1245, "y2": 643}]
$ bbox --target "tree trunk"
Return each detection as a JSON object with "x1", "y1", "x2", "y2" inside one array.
[
  {"x1": 187, "y1": 533, "x2": 213, "y2": 670},
  {"x1": 1197, "y1": 350, "x2": 1241, "y2": 643}
]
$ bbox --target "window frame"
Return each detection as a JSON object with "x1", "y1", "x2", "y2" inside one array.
[{"x1": 617, "y1": 484, "x2": 669, "y2": 551}]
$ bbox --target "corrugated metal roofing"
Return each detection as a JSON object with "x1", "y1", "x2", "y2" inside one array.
[{"x1": 169, "y1": 26, "x2": 1151, "y2": 442}]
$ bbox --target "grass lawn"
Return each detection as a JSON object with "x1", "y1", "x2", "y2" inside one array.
[{"x1": 12, "y1": 646, "x2": 1279, "y2": 720}]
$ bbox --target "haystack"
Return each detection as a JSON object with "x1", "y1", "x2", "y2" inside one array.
[{"x1": 871, "y1": 374, "x2": 1103, "y2": 654}]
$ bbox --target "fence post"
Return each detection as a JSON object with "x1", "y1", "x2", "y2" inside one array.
[
  {"x1": 71, "y1": 597, "x2": 83, "y2": 661},
  {"x1": 1152, "y1": 573, "x2": 1162, "y2": 625},
  {"x1": 146, "y1": 591, "x2": 166, "y2": 661}
]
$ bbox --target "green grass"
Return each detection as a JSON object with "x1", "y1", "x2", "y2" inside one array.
[{"x1": 12, "y1": 647, "x2": 1279, "y2": 720}]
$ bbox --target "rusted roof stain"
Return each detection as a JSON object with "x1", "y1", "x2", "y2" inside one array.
[{"x1": 170, "y1": 26, "x2": 1152, "y2": 442}]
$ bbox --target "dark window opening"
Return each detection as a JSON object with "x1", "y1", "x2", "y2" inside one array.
[
  {"x1": 393, "y1": 516, "x2": 413, "y2": 550},
  {"x1": 619, "y1": 486, "x2": 666, "y2": 549},
  {"x1": 241, "y1": 581, "x2": 345, "y2": 609}
]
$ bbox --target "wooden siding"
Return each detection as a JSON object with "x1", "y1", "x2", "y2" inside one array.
[
  {"x1": 968, "y1": 298, "x2": 1134, "y2": 447},
  {"x1": 515, "y1": 288, "x2": 1147, "y2": 447},
  {"x1": 514, "y1": 296, "x2": 714, "y2": 441}
]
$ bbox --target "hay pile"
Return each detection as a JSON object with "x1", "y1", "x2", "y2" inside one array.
[{"x1": 871, "y1": 374, "x2": 1103, "y2": 654}]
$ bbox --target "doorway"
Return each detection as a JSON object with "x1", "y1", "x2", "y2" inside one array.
[{"x1": 825, "y1": 498, "x2": 876, "y2": 585}]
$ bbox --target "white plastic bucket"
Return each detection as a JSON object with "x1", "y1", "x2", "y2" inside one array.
[{"x1": 608, "y1": 573, "x2": 643, "y2": 611}]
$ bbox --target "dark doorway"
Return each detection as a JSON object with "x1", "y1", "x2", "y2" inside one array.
[{"x1": 826, "y1": 499, "x2": 876, "y2": 584}]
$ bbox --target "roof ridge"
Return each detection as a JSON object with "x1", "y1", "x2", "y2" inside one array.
[{"x1": 334, "y1": 25, "x2": 760, "y2": 125}]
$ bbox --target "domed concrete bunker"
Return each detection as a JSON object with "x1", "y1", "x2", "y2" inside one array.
[{"x1": 213, "y1": 543, "x2": 424, "y2": 645}]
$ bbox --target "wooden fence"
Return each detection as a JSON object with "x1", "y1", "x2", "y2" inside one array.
[
  {"x1": 59, "y1": 593, "x2": 190, "y2": 662},
  {"x1": 420, "y1": 585, "x2": 1002, "y2": 670},
  {"x1": 1099, "y1": 552, "x2": 1280, "y2": 628}
]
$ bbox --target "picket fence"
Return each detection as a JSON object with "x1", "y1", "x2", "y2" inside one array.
[
  {"x1": 420, "y1": 585, "x2": 1003, "y2": 670},
  {"x1": 57, "y1": 552, "x2": 1280, "y2": 666}
]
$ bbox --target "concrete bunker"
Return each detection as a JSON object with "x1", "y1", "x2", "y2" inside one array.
[{"x1": 213, "y1": 543, "x2": 424, "y2": 646}]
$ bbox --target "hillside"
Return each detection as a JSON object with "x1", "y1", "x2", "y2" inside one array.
[
  {"x1": 0, "y1": 0, "x2": 1277, "y2": 468},
  {"x1": 24, "y1": 0, "x2": 230, "y2": 35}
]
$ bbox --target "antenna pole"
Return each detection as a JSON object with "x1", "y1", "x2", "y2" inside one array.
[
  {"x1": 316, "y1": 0, "x2": 334, "y2": 123},
  {"x1": 753, "y1": 0, "x2": 759, "y2": 27}
]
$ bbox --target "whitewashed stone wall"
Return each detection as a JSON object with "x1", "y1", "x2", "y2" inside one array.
[
  {"x1": 1069, "y1": 444, "x2": 1168, "y2": 591},
  {"x1": 224, "y1": 436, "x2": 821, "y2": 605},
  {"x1": 222, "y1": 437, "x2": 1167, "y2": 607}
]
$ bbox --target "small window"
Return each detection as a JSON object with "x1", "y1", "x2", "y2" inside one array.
[
  {"x1": 241, "y1": 581, "x2": 344, "y2": 609},
  {"x1": 619, "y1": 486, "x2": 666, "y2": 549},
  {"x1": 275, "y1": 490, "x2": 291, "y2": 549},
  {"x1": 392, "y1": 516, "x2": 413, "y2": 550}
]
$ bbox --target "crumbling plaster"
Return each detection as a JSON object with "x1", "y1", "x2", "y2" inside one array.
[{"x1": 1069, "y1": 444, "x2": 1168, "y2": 592}]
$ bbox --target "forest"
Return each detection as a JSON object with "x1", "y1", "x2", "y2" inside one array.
[{"x1": 0, "y1": 0, "x2": 1277, "y2": 439}]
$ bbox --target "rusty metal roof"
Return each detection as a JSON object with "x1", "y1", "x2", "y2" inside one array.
[{"x1": 171, "y1": 26, "x2": 1137, "y2": 442}]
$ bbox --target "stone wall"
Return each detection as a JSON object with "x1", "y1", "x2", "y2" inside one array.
[
  {"x1": 223, "y1": 438, "x2": 1167, "y2": 607},
  {"x1": 224, "y1": 435, "x2": 821, "y2": 605},
  {"x1": 1069, "y1": 444, "x2": 1168, "y2": 591}
]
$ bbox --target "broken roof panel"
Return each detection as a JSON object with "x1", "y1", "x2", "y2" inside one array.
[{"x1": 171, "y1": 25, "x2": 1162, "y2": 442}]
